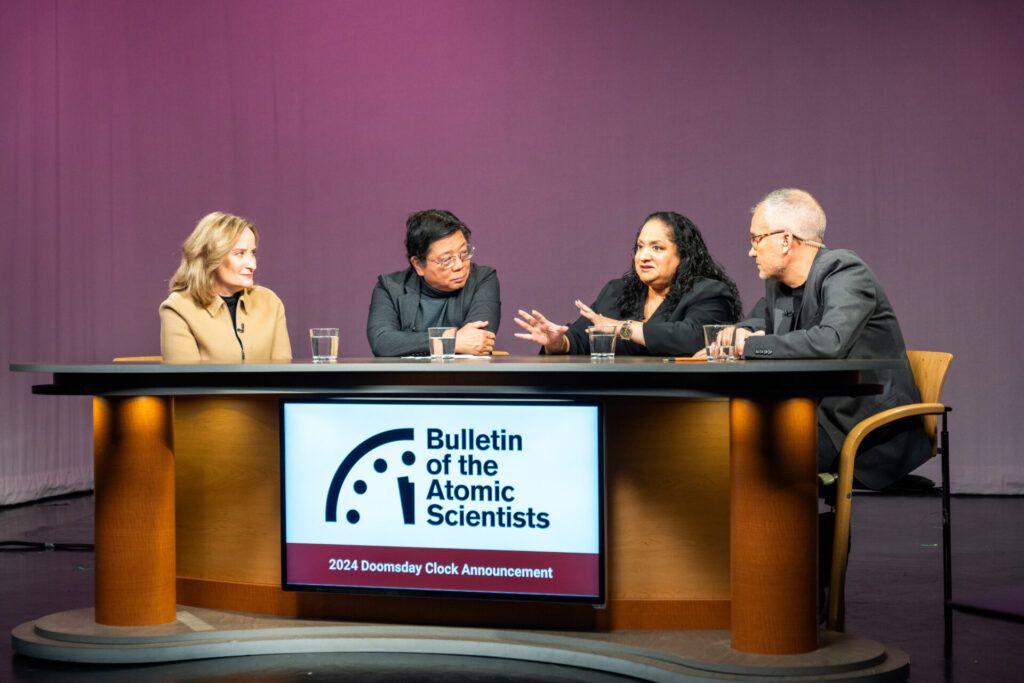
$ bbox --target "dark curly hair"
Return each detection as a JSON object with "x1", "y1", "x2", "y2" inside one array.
[{"x1": 615, "y1": 211, "x2": 742, "y2": 321}]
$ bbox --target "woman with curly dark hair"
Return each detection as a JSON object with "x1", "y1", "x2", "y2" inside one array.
[{"x1": 514, "y1": 211, "x2": 741, "y2": 356}]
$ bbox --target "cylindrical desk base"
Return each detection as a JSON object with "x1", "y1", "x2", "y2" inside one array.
[
  {"x1": 730, "y1": 397, "x2": 818, "y2": 654},
  {"x1": 93, "y1": 396, "x2": 176, "y2": 626}
]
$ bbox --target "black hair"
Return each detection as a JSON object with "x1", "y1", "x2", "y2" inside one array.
[
  {"x1": 405, "y1": 209, "x2": 471, "y2": 262},
  {"x1": 615, "y1": 211, "x2": 742, "y2": 321}
]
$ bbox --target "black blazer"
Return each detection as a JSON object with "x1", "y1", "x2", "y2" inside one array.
[
  {"x1": 366, "y1": 264, "x2": 500, "y2": 357},
  {"x1": 562, "y1": 277, "x2": 738, "y2": 357},
  {"x1": 740, "y1": 248, "x2": 932, "y2": 489}
]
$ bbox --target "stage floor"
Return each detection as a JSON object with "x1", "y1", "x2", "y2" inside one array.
[{"x1": 2, "y1": 493, "x2": 1022, "y2": 681}]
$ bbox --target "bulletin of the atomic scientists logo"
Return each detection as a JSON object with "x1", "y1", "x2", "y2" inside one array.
[{"x1": 281, "y1": 400, "x2": 603, "y2": 601}]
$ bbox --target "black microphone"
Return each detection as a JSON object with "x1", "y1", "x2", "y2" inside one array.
[{"x1": 237, "y1": 323, "x2": 245, "y2": 333}]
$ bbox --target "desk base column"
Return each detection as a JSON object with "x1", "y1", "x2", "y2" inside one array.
[
  {"x1": 730, "y1": 397, "x2": 818, "y2": 654},
  {"x1": 93, "y1": 396, "x2": 176, "y2": 626}
]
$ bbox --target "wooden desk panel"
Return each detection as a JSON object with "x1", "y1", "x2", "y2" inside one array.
[
  {"x1": 174, "y1": 397, "x2": 281, "y2": 584},
  {"x1": 605, "y1": 399, "x2": 730, "y2": 600}
]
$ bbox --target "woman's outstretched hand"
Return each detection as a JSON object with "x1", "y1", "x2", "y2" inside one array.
[{"x1": 574, "y1": 299, "x2": 621, "y2": 329}]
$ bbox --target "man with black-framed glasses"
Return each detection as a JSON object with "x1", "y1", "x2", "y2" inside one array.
[{"x1": 735, "y1": 188, "x2": 930, "y2": 491}]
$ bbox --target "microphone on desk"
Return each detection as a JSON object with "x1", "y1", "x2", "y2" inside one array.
[{"x1": 237, "y1": 323, "x2": 245, "y2": 333}]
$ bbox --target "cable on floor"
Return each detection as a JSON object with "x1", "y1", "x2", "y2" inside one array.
[{"x1": 0, "y1": 540, "x2": 94, "y2": 552}]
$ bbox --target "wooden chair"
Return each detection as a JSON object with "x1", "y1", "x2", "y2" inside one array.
[{"x1": 826, "y1": 351, "x2": 953, "y2": 639}]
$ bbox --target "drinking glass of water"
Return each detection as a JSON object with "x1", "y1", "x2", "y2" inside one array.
[
  {"x1": 587, "y1": 324, "x2": 618, "y2": 361},
  {"x1": 702, "y1": 324, "x2": 737, "y2": 362},
  {"x1": 428, "y1": 327, "x2": 457, "y2": 360},
  {"x1": 310, "y1": 328, "x2": 339, "y2": 362}
]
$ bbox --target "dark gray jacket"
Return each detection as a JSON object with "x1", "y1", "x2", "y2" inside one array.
[
  {"x1": 366, "y1": 264, "x2": 500, "y2": 357},
  {"x1": 741, "y1": 248, "x2": 931, "y2": 489}
]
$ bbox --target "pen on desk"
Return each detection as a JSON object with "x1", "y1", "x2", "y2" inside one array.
[{"x1": 662, "y1": 356, "x2": 705, "y2": 363}]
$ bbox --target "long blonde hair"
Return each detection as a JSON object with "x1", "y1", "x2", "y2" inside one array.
[{"x1": 169, "y1": 212, "x2": 259, "y2": 307}]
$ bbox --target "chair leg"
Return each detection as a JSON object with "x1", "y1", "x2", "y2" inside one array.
[
  {"x1": 828, "y1": 483, "x2": 854, "y2": 631},
  {"x1": 941, "y1": 409, "x2": 953, "y2": 658}
]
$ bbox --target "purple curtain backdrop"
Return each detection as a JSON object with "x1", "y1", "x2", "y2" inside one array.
[{"x1": 2, "y1": 0, "x2": 1022, "y2": 503}]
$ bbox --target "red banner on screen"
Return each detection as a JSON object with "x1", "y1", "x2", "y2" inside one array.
[{"x1": 286, "y1": 543, "x2": 600, "y2": 597}]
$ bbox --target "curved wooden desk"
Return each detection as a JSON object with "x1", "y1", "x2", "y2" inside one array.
[{"x1": 12, "y1": 356, "x2": 890, "y2": 656}]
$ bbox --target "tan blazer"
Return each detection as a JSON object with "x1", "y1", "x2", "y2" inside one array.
[{"x1": 159, "y1": 286, "x2": 292, "y2": 362}]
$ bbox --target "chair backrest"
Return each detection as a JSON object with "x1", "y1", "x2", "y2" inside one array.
[{"x1": 907, "y1": 350, "x2": 954, "y2": 454}]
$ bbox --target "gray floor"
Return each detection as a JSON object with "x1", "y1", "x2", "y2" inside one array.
[{"x1": 1, "y1": 492, "x2": 1022, "y2": 682}]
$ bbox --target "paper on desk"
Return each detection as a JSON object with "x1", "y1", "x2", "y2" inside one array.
[{"x1": 400, "y1": 354, "x2": 492, "y2": 359}]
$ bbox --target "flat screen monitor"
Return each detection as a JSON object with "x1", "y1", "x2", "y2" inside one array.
[{"x1": 280, "y1": 398, "x2": 604, "y2": 603}]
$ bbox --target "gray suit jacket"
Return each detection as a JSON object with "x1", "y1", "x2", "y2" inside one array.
[
  {"x1": 366, "y1": 264, "x2": 501, "y2": 357},
  {"x1": 740, "y1": 248, "x2": 931, "y2": 489}
]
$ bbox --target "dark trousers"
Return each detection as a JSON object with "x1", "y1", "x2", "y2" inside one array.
[
  {"x1": 818, "y1": 423, "x2": 842, "y2": 620},
  {"x1": 818, "y1": 423, "x2": 840, "y2": 477}
]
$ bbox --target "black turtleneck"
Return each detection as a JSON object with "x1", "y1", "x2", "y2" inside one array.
[
  {"x1": 221, "y1": 292, "x2": 244, "y2": 358},
  {"x1": 221, "y1": 291, "x2": 242, "y2": 328},
  {"x1": 414, "y1": 278, "x2": 456, "y2": 331}
]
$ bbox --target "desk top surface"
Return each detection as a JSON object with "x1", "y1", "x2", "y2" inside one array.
[
  {"x1": 11, "y1": 356, "x2": 900, "y2": 399},
  {"x1": 12, "y1": 355, "x2": 902, "y2": 374}
]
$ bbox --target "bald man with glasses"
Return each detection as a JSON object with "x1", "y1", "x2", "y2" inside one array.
[{"x1": 735, "y1": 188, "x2": 930, "y2": 491}]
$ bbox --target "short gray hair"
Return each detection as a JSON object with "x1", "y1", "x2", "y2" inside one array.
[{"x1": 753, "y1": 188, "x2": 826, "y2": 243}]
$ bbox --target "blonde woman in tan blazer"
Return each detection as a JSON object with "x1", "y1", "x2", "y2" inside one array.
[{"x1": 160, "y1": 212, "x2": 292, "y2": 362}]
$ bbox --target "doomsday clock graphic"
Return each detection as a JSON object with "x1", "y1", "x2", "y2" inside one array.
[{"x1": 325, "y1": 428, "x2": 417, "y2": 526}]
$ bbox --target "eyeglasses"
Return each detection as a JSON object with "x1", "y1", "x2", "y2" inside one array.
[
  {"x1": 428, "y1": 245, "x2": 475, "y2": 270},
  {"x1": 749, "y1": 230, "x2": 827, "y2": 249},
  {"x1": 749, "y1": 230, "x2": 786, "y2": 247}
]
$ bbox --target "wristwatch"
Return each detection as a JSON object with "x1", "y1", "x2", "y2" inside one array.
[{"x1": 620, "y1": 320, "x2": 634, "y2": 340}]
